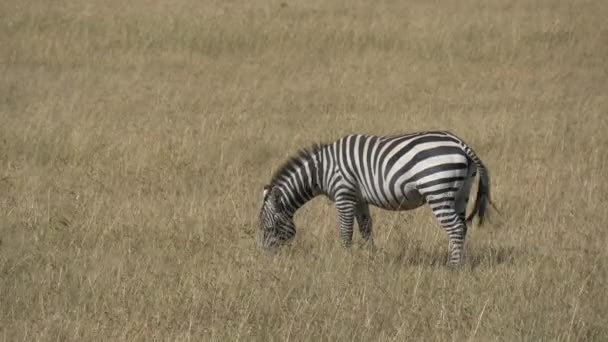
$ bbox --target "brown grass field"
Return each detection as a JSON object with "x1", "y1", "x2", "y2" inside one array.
[{"x1": 1, "y1": 0, "x2": 608, "y2": 340}]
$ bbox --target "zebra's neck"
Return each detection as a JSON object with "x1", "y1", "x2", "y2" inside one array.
[{"x1": 271, "y1": 146, "x2": 327, "y2": 215}]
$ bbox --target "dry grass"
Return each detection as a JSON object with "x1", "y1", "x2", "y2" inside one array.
[{"x1": 1, "y1": 0, "x2": 608, "y2": 340}]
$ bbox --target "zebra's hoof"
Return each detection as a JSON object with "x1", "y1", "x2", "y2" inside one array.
[
  {"x1": 341, "y1": 241, "x2": 353, "y2": 249},
  {"x1": 447, "y1": 260, "x2": 465, "y2": 269}
]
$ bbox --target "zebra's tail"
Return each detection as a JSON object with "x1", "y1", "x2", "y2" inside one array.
[{"x1": 462, "y1": 145, "x2": 493, "y2": 226}]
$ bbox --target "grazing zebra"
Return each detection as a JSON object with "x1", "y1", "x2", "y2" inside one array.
[{"x1": 257, "y1": 130, "x2": 492, "y2": 266}]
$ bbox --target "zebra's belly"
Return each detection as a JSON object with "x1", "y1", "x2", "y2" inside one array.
[
  {"x1": 390, "y1": 190, "x2": 425, "y2": 211},
  {"x1": 361, "y1": 184, "x2": 425, "y2": 211}
]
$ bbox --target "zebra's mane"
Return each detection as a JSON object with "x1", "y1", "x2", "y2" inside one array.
[{"x1": 268, "y1": 142, "x2": 327, "y2": 189}]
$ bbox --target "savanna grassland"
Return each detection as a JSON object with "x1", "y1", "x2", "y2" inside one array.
[{"x1": 1, "y1": 0, "x2": 608, "y2": 340}]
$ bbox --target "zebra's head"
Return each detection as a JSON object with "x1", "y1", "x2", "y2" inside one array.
[{"x1": 258, "y1": 184, "x2": 296, "y2": 251}]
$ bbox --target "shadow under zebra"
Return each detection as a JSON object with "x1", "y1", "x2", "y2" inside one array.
[{"x1": 379, "y1": 240, "x2": 517, "y2": 269}]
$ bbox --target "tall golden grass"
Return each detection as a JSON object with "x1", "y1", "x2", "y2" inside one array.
[{"x1": 1, "y1": 0, "x2": 607, "y2": 340}]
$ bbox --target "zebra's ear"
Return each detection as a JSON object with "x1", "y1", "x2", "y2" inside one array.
[{"x1": 263, "y1": 184, "x2": 271, "y2": 200}]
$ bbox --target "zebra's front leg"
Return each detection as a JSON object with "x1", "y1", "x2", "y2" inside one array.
[
  {"x1": 355, "y1": 202, "x2": 375, "y2": 250},
  {"x1": 335, "y1": 198, "x2": 357, "y2": 248}
]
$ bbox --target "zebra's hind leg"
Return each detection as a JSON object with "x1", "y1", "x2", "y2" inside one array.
[
  {"x1": 355, "y1": 202, "x2": 375, "y2": 250},
  {"x1": 444, "y1": 214, "x2": 468, "y2": 267},
  {"x1": 430, "y1": 201, "x2": 468, "y2": 267},
  {"x1": 454, "y1": 171, "x2": 475, "y2": 261}
]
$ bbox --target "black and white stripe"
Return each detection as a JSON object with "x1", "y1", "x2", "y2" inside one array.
[{"x1": 258, "y1": 130, "x2": 492, "y2": 265}]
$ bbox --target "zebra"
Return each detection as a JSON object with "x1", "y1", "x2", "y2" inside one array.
[{"x1": 257, "y1": 130, "x2": 492, "y2": 266}]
